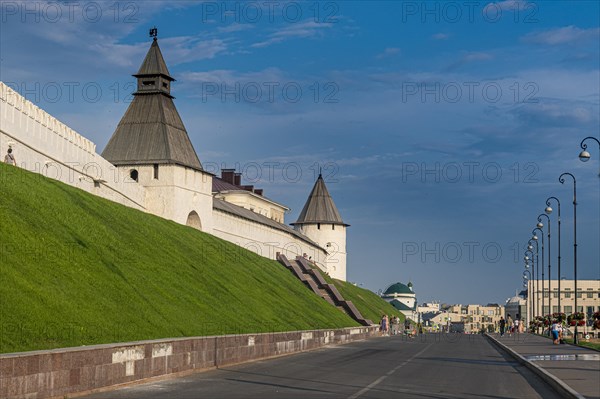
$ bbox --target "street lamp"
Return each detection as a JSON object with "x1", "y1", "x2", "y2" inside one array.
[
  {"x1": 523, "y1": 269, "x2": 532, "y2": 326},
  {"x1": 559, "y1": 172, "x2": 578, "y2": 344},
  {"x1": 525, "y1": 247, "x2": 536, "y2": 322},
  {"x1": 537, "y1": 213, "x2": 552, "y2": 317},
  {"x1": 546, "y1": 197, "x2": 562, "y2": 314},
  {"x1": 532, "y1": 227, "x2": 545, "y2": 319},
  {"x1": 578, "y1": 136, "x2": 600, "y2": 161}
]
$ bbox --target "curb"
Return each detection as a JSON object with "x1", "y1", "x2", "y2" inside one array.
[{"x1": 484, "y1": 334, "x2": 585, "y2": 399}]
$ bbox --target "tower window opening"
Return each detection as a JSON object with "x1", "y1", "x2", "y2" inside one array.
[
  {"x1": 153, "y1": 164, "x2": 159, "y2": 179},
  {"x1": 163, "y1": 82, "x2": 168, "y2": 89},
  {"x1": 130, "y1": 169, "x2": 139, "y2": 182},
  {"x1": 143, "y1": 80, "x2": 155, "y2": 86},
  {"x1": 332, "y1": 224, "x2": 335, "y2": 230},
  {"x1": 317, "y1": 223, "x2": 321, "y2": 230}
]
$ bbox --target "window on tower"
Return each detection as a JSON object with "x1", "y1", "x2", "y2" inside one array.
[
  {"x1": 130, "y1": 169, "x2": 139, "y2": 182},
  {"x1": 143, "y1": 80, "x2": 155, "y2": 87}
]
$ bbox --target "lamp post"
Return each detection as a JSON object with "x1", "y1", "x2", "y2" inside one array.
[
  {"x1": 523, "y1": 269, "x2": 532, "y2": 326},
  {"x1": 578, "y1": 136, "x2": 600, "y2": 161},
  {"x1": 559, "y1": 172, "x2": 578, "y2": 344},
  {"x1": 524, "y1": 250, "x2": 535, "y2": 322},
  {"x1": 532, "y1": 227, "x2": 545, "y2": 319},
  {"x1": 527, "y1": 241, "x2": 539, "y2": 320},
  {"x1": 537, "y1": 213, "x2": 551, "y2": 316},
  {"x1": 545, "y1": 197, "x2": 562, "y2": 314}
]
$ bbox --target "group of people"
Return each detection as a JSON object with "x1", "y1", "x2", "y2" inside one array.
[
  {"x1": 380, "y1": 315, "x2": 413, "y2": 336},
  {"x1": 499, "y1": 314, "x2": 524, "y2": 337}
]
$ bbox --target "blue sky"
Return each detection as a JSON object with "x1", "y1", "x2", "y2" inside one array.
[{"x1": 1, "y1": 0, "x2": 599, "y2": 305}]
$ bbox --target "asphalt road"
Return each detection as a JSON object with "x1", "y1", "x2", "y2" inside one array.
[{"x1": 83, "y1": 334, "x2": 562, "y2": 399}]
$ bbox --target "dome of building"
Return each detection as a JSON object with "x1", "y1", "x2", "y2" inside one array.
[{"x1": 383, "y1": 282, "x2": 413, "y2": 295}]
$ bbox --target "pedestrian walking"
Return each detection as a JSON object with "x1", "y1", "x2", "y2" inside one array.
[
  {"x1": 551, "y1": 320, "x2": 561, "y2": 344},
  {"x1": 499, "y1": 317, "x2": 506, "y2": 337},
  {"x1": 506, "y1": 314, "x2": 513, "y2": 336}
]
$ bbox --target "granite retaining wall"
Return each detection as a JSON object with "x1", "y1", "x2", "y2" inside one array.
[{"x1": 0, "y1": 326, "x2": 379, "y2": 399}]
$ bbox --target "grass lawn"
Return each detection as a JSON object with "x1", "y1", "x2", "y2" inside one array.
[
  {"x1": 309, "y1": 264, "x2": 404, "y2": 323},
  {"x1": 0, "y1": 163, "x2": 362, "y2": 353}
]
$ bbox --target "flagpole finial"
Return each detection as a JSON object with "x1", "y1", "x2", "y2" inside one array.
[{"x1": 149, "y1": 27, "x2": 158, "y2": 40}]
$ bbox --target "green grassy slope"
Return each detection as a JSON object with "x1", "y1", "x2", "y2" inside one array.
[
  {"x1": 332, "y1": 280, "x2": 405, "y2": 324},
  {"x1": 306, "y1": 263, "x2": 404, "y2": 323},
  {"x1": 0, "y1": 163, "x2": 360, "y2": 354}
]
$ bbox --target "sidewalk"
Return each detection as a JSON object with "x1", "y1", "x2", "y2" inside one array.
[{"x1": 489, "y1": 333, "x2": 600, "y2": 399}]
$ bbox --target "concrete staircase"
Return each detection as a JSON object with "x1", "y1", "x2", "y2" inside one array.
[{"x1": 277, "y1": 253, "x2": 373, "y2": 326}]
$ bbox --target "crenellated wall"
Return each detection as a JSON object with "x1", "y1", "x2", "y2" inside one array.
[{"x1": 0, "y1": 82, "x2": 146, "y2": 210}]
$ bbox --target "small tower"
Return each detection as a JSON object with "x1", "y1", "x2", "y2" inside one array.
[
  {"x1": 102, "y1": 29, "x2": 213, "y2": 231},
  {"x1": 292, "y1": 174, "x2": 349, "y2": 281}
]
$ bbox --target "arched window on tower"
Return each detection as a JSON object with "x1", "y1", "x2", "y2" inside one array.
[
  {"x1": 130, "y1": 169, "x2": 139, "y2": 182},
  {"x1": 186, "y1": 211, "x2": 202, "y2": 231}
]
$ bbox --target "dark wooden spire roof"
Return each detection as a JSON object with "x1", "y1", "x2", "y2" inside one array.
[
  {"x1": 135, "y1": 38, "x2": 173, "y2": 80},
  {"x1": 102, "y1": 37, "x2": 203, "y2": 171},
  {"x1": 292, "y1": 174, "x2": 349, "y2": 226}
]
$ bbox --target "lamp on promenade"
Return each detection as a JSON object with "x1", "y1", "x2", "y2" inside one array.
[
  {"x1": 559, "y1": 172, "x2": 579, "y2": 344},
  {"x1": 537, "y1": 213, "x2": 552, "y2": 316},
  {"x1": 526, "y1": 244, "x2": 537, "y2": 320},
  {"x1": 545, "y1": 197, "x2": 562, "y2": 313},
  {"x1": 578, "y1": 136, "x2": 600, "y2": 161},
  {"x1": 532, "y1": 227, "x2": 545, "y2": 318},
  {"x1": 523, "y1": 269, "x2": 533, "y2": 326}
]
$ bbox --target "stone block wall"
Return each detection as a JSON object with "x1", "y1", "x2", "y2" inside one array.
[{"x1": 0, "y1": 327, "x2": 379, "y2": 399}]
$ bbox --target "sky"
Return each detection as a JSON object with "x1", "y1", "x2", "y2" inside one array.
[{"x1": 1, "y1": 0, "x2": 599, "y2": 306}]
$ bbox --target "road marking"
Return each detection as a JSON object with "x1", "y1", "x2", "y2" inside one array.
[{"x1": 347, "y1": 344, "x2": 432, "y2": 399}]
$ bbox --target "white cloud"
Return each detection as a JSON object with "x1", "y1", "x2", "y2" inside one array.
[
  {"x1": 522, "y1": 26, "x2": 600, "y2": 46},
  {"x1": 432, "y1": 33, "x2": 450, "y2": 40},
  {"x1": 445, "y1": 52, "x2": 493, "y2": 71},
  {"x1": 484, "y1": 0, "x2": 534, "y2": 12},
  {"x1": 376, "y1": 47, "x2": 401, "y2": 59},
  {"x1": 251, "y1": 19, "x2": 333, "y2": 48}
]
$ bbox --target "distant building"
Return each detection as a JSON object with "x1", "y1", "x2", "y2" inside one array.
[
  {"x1": 381, "y1": 282, "x2": 417, "y2": 321},
  {"x1": 505, "y1": 291, "x2": 528, "y2": 325},
  {"x1": 525, "y1": 279, "x2": 600, "y2": 324},
  {"x1": 427, "y1": 304, "x2": 505, "y2": 333},
  {"x1": 417, "y1": 302, "x2": 440, "y2": 313}
]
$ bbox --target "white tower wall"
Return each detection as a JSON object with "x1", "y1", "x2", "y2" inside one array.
[{"x1": 296, "y1": 223, "x2": 347, "y2": 281}]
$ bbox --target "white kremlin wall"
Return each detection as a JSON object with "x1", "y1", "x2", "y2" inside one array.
[
  {"x1": 0, "y1": 81, "x2": 333, "y2": 277},
  {"x1": 0, "y1": 82, "x2": 146, "y2": 210},
  {"x1": 212, "y1": 209, "x2": 326, "y2": 265}
]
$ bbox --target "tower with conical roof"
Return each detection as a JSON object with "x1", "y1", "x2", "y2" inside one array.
[
  {"x1": 102, "y1": 30, "x2": 213, "y2": 231},
  {"x1": 292, "y1": 174, "x2": 349, "y2": 281}
]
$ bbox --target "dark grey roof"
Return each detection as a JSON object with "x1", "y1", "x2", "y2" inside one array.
[
  {"x1": 292, "y1": 174, "x2": 348, "y2": 226},
  {"x1": 135, "y1": 38, "x2": 173, "y2": 80},
  {"x1": 213, "y1": 199, "x2": 325, "y2": 251},
  {"x1": 212, "y1": 177, "x2": 242, "y2": 192},
  {"x1": 102, "y1": 39, "x2": 202, "y2": 171}
]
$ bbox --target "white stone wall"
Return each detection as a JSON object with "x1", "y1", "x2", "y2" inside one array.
[
  {"x1": 0, "y1": 82, "x2": 146, "y2": 210},
  {"x1": 212, "y1": 208, "x2": 327, "y2": 266},
  {"x1": 295, "y1": 224, "x2": 347, "y2": 281},
  {"x1": 127, "y1": 164, "x2": 214, "y2": 233}
]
